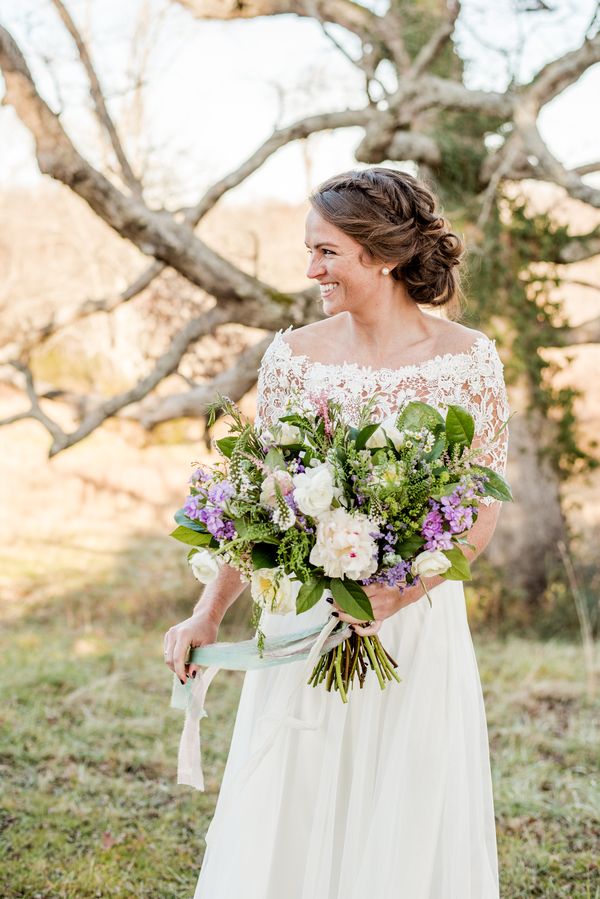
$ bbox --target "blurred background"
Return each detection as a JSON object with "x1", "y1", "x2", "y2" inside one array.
[{"x1": 1, "y1": 0, "x2": 599, "y2": 896}]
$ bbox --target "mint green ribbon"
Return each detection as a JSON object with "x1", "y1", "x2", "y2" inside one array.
[{"x1": 169, "y1": 616, "x2": 348, "y2": 790}]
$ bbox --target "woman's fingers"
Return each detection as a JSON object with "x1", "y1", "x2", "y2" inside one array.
[
  {"x1": 331, "y1": 608, "x2": 381, "y2": 635},
  {"x1": 351, "y1": 619, "x2": 382, "y2": 636},
  {"x1": 163, "y1": 633, "x2": 189, "y2": 684}
]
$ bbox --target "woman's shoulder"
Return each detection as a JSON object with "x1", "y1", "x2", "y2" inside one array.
[
  {"x1": 277, "y1": 319, "x2": 332, "y2": 358},
  {"x1": 428, "y1": 318, "x2": 490, "y2": 355}
]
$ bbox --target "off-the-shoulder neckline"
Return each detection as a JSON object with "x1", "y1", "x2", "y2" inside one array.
[{"x1": 271, "y1": 325, "x2": 495, "y2": 378}]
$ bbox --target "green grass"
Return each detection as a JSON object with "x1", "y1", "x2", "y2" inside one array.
[{"x1": 1, "y1": 566, "x2": 598, "y2": 896}]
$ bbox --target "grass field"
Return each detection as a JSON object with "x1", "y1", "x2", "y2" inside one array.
[{"x1": 2, "y1": 587, "x2": 598, "y2": 898}]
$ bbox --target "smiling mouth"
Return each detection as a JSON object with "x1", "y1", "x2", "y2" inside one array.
[{"x1": 320, "y1": 283, "x2": 339, "y2": 297}]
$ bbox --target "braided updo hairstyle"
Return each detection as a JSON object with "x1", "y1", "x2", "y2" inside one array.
[{"x1": 309, "y1": 167, "x2": 465, "y2": 309}]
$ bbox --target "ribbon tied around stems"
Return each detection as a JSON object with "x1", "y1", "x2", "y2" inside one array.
[{"x1": 170, "y1": 614, "x2": 349, "y2": 792}]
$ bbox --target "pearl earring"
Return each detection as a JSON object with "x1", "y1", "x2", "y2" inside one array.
[{"x1": 382, "y1": 267, "x2": 390, "y2": 275}]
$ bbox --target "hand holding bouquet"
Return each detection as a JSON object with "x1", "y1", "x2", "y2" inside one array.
[{"x1": 171, "y1": 391, "x2": 511, "y2": 702}]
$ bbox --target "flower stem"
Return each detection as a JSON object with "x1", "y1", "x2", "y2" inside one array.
[
  {"x1": 363, "y1": 636, "x2": 385, "y2": 689},
  {"x1": 334, "y1": 644, "x2": 348, "y2": 703},
  {"x1": 418, "y1": 575, "x2": 433, "y2": 608}
]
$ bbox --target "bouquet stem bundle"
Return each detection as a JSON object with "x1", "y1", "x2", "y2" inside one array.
[{"x1": 308, "y1": 628, "x2": 401, "y2": 702}]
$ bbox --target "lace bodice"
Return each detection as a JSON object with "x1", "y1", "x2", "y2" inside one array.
[{"x1": 255, "y1": 325, "x2": 510, "y2": 505}]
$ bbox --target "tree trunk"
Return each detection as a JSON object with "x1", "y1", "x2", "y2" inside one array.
[{"x1": 486, "y1": 375, "x2": 568, "y2": 597}]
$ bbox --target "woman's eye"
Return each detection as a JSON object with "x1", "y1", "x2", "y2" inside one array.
[{"x1": 306, "y1": 248, "x2": 333, "y2": 255}]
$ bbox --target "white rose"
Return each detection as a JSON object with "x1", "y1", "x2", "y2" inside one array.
[
  {"x1": 275, "y1": 422, "x2": 303, "y2": 445},
  {"x1": 365, "y1": 414, "x2": 404, "y2": 451},
  {"x1": 411, "y1": 549, "x2": 452, "y2": 578},
  {"x1": 250, "y1": 567, "x2": 302, "y2": 615},
  {"x1": 309, "y1": 507, "x2": 379, "y2": 580},
  {"x1": 292, "y1": 462, "x2": 336, "y2": 517},
  {"x1": 260, "y1": 469, "x2": 295, "y2": 508},
  {"x1": 189, "y1": 548, "x2": 221, "y2": 584}
]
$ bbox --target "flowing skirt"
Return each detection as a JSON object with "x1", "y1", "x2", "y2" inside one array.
[{"x1": 193, "y1": 581, "x2": 499, "y2": 899}]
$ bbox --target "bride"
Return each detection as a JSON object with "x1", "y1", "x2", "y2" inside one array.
[{"x1": 163, "y1": 166, "x2": 509, "y2": 898}]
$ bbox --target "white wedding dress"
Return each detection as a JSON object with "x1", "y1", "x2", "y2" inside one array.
[{"x1": 193, "y1": 325, "x2": 509, "y2": 899}]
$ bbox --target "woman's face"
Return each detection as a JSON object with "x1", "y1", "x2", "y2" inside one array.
[{"x1": 304, "y1": 207, "x2": 385, "y2": 316}]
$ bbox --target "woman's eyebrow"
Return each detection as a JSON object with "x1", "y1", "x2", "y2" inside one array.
[{"x1": 304, "y1": 241, "x2": 340, "y2": 248}]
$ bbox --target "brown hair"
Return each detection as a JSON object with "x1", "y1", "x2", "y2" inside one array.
[{"x1": 309, "y1": 166, "x2": 465, "y2": 309}]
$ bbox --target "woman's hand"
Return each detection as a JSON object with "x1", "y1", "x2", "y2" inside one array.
[
  {"x1": 330, "y1": 581, "x2": 424, "y2": 636},
  {"x1": 163, "y1": 609, "x2": 220, "y2": 684}
]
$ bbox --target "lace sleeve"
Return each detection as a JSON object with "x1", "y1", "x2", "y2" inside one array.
[
  {"x1": 254, "y1": 327, "x2": 303, "y2": 432},
  {"x1": 467, "y1": 339, "x2": 510, "y2": 506}
]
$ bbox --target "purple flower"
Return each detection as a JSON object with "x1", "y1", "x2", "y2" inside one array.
[
  {"x1": 207, "y1": 480, "x2": 235, "y2": 508},
  {"x1": 424, "y1": 531, "x2": 453, "y2": 551},
  {"x1": 197, "y1": 507, "x2": 235, "y2": 540},
  {"x1": 443, "y1": 505, "x2": 474, "y2": 534},
  {"x1": 188, "y1": 466, "x2": 210, "y2": 485},
  {"x1": 362, "y1": 559, "x2": 411, "y2": 589},
  {"x1": 421, "y1": 506, "x2": 444, "y2": 541},
  {"x1": 440, "y1": 490, "x2": 461, "y2": 510},
  {"x1": 184, "y1": 495, "x2": 203, "y2": 519}
]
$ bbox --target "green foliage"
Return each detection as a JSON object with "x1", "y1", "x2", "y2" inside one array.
[
  {"x1": 169, "y1": 525, "x2": 213, "y2": 547},
  {"x1": 442, "y1": 546, "x2": 472, "y2": 580},
  {"x1": 330, "y1": 577, "x2": 374, "y2": 620},
  {"x1": 276, "y1": 528, "x2": 315, "y2": 584},
  {"x1": 449, "y1": 191, "x2": 597, "y2": 480}
]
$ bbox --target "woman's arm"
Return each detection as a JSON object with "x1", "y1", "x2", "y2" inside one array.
[
  {"x1": 164, "y1": 563, "x2": 247, "y2": 682},
  {"x1": 192, "y1": 562, "x2": 247, "y2": 624}
]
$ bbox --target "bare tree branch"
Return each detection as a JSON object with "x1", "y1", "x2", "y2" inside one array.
[
  {"x1": 573, "y1": 159, "x2": 600, "y2": 176},
  {"x1": 133, "y1": 333, "x2": 275, "y2": 428},
  {"x1": 2, "y1": 304, "x2": 233, "y2": 456},
  {"x1": 49, "y1": 0, "x2": 143, "y2": 196},
  {"x1": 175, "y1": 0, "x2": 381, "y2": 40},
  {"x1": 519, "y1": 116, "x2": 600, "y2": 208},
  {"x1": 0, "y1": 24, "x2": 317, "y2": 322},
  {"x1": 408, "y1": 0, "x2": 461, "y2": 79},
  {"x1": 181, "y1": 108, "x2": 373, "y2": 223},
  {"x1": 1, "y1": 360, "x2": 67, "y2": 444},
  {"x1": 0, "y1": 261, "x2": 165, "y2": 365},
  {"x1": 524, "y1": 28, "x2": 600, "y2": 109}
]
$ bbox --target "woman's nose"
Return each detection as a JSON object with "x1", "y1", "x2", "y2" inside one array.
[{"x1": 306, "y1": 255, "x2": 326, "y2": 279}]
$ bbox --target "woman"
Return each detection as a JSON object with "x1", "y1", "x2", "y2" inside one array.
[{"x1": 163, "y1": 166, "x2": 509, "y2": 898}]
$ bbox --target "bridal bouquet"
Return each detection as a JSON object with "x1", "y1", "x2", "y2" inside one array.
[{"x1": 170, "y1": 391, "x2": 511, "y2": 702}]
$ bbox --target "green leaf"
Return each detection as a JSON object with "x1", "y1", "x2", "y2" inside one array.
[
  {"x1": 423, "y1": 430, "x2": 447, "y2": 462},
  {"x1": 296, "y1": 577, "x2": 329, "y2": 614},
  {"x1": 335, "y1": 446, "x2": 347, "y2": 467},
  {"x1": 471, "y1": 465, "x2": 513, "y2": 502},
  {"x1": 232, "y1": 517, "x2": 249, "y2": 539},
  {"x1": 396, "y1": 534, "x2": 425, "y2": 556},
  {"x1": 355, "y1": 422, "x2": 381, "y2": 450},
  {"x1": 431, "y1": 480, "x2": 460, "y2": 499},
  {"x1": 330, "y1": 578, "x2": 374, "y2": 620},
  {"x1": 216, "y1": 435, "x2": 238, "y2": 458},
  {"x1": 442, "y1": 547, "x2": 471, "y2": 580},
  {"x1": 169, "y1": 525, "x2": 213, "y2": 546},
  {"x1": 264, "y1": 447, "x2": 286, "y2": 469},
  {"x1": 445, "y1": 405, "x2": 475, "y2": 446},
  {"x1": 278, "y1": 414, "x2": 308, "y2": 427},
  {"x1": 251, "y1": 543, "x2": 278, "y2": 569},
  {"x1": 174, "y1": 508, "x2": 207, "y2": 532},
  {"x1": 397, "y1": 401, "x2": 444, "y2": 433}
]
